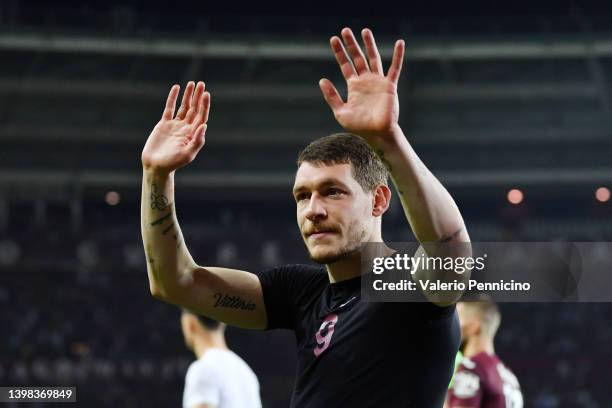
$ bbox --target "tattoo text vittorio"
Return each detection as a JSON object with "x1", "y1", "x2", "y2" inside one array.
[{"x1": 213, "y1": 293, "x2": 256, "y2": 311}]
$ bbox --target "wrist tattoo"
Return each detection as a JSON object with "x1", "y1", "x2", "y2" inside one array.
[
  {"x1": 151, "y1": 212, "x2": 179, "y2": 240},
  {"x1": 150, "y1": 207, "x2": 181, "y2": 245},
  {"x1": 162, "y1": 222, "x2": 175, "y2": 235},
  {"x1": 150, "y1": 211, "x2": 172, "y2": 227},
  {"x1": 213, "y1": 293, "x2": 256, "y2": 311},
  {"x1": 150, "y1": 183, "x2": 169, "y2": 210}
]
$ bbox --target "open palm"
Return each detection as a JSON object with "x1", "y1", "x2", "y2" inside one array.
[
  {"x1": 320, "y1": 28, "x2": 405, "y2": 139},
  {"x1": 141, "y1": 81, "x2": 211, "y2": 174}
]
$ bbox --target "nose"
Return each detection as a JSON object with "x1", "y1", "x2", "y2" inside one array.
[{"x1": 304, "y1": 193, "x2": 327, "y2": 222}]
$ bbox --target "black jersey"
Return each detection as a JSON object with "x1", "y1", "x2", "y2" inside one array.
[{"x1": 257, "y1": 264, "x2": 460, "y2": 408}]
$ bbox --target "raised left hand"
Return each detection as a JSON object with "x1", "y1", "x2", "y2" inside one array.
[{"x1": 319, "y1": 27, "x2": 405, "y2": 139}]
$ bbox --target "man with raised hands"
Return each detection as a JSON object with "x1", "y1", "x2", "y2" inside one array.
[{"x1": 141, "y1": 28, "x2": 469, "y2": 407}]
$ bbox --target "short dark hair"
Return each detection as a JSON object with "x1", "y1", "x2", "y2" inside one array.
[
  {"x1": 297, "y1": 133, "x2": 388, "y2": 192},
  {"x1": 197, "y1": 315, "x2": 222, "y2": 330},
  {"x1": 183, "y1": 308, "x2": 223, "y2": 330}
]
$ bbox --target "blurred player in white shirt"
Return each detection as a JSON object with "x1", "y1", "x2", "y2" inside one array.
[{"x1": 181, "y1": 310, "x2": 262, "y2": 408}]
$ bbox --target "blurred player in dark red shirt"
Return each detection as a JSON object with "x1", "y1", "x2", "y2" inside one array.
[{"x1": 447, "y1": 300, "x2": 523, "y2": 408}]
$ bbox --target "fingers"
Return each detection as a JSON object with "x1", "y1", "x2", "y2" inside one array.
[
  {"x1": 186, "y1": 89, "x2": 211, "y2": 156},
  {"x1": 162, "y1": 85, "x2": 180, "y2": 120},
  {"x1": 188, "y1": 123, "x2": 208, "y2": 157},
  {"x1": 330, "y1": 36, "x2": 357, "y2": 81},
  {"x1": 319, "y1": 78, "x2": 343, "y2": 113},
  {"x1": 361, "y1": 28, "x2": 383, "y2": 75},
  {"x1": 175, "y1": 81, "x2": 195, "y2": 120},
  {"x1": 186, "y1": 82, "x2": 205, "y2": 124},
  {"x1": 200, "y1": 92, "x2": 211, "y2": 125},
  {"x1": 193, "y1": 90, "x2": 211, "y2": 128},
  {"x1": 386, "y1": 39, "x2": 405, "y2": 84},
  {"x1": 341, "y1": 27, "x2": 369, "y2": 75}
]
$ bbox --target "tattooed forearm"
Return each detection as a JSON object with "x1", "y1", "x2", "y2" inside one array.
[
  {"x1": 150, "y1": 211, "x2": 172, "y2": 226},
  {"x1": 162, "y1": 222, "x2": 175, "y2": 235},
  {"x1": 149, "y1": 182, "x2": 180, "y2": 241},
  {"x1": 145, "y1": 247, "x2": 154, "y2": 265},
  {"x1": 150, "y1": 182, "x2": 169, "y2": 210},
  {"x1": 145, "y1": 245, "x2": 162, "y2": 284},
  {"x1": 213, "y1": 293, "x2": 256, "y2": 311},
  {"x1": 150, "y1": 207, "x2": 180, "y2": 245}
]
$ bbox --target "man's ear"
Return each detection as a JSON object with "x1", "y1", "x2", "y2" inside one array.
[
  {"x1": 470, "y1": 319, "x2": 482, "y2": 337},
  {"x1": 184, "y1": 315, "x2": 199, "y2": 334},
  {"x1": 372, "y1": 184, "x2": 392, "y2": 217}
]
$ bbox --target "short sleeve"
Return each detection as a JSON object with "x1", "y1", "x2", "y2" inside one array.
[
  {"x1": 182, "y1": 362, "x2": 220, "y2": 408},
  {"x1": 447, "y1": 360, "x2": 483, "y2": 408},
  {"x1": 256, "y1": 264, "x2": 326, "y2": 330}
]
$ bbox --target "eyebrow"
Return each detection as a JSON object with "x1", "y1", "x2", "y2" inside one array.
[{"x1": 292, "y1": 179, "x2": 349, "y2": 195}]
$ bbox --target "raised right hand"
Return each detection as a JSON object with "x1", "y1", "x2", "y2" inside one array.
[{"x1": 141, "y1": 81, "x2": 211, "y2": 175}]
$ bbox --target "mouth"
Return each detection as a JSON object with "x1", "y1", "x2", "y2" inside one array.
[
  {"x1": 309, "y1": 232, "x2": 334, "y2": 239},
  {"x1": 306, "y1": 229, "x2": 337, "y2": 239}
]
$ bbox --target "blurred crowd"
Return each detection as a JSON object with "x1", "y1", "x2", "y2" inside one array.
[{"x1": 1, "y1": 199, "x2": 612, "y2": 407}]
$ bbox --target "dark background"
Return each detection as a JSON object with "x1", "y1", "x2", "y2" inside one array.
[{"x1": 1, "y1": 0, "x2": 612, "y2": 406}]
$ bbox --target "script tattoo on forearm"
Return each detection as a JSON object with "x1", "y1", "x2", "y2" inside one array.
[
  {"x1": 150, "y1": 204, "x2": 182, "y2": 248},
  {"x1": 162, "y1": 223, "x2": 175, "y2": 235},
  {"x1": 150, "y1": 183, "x2": 169, "y2": 210},
  {"x1": 213, "y1": 293, "x2": 256, "y2": 311},
  {"x1": 150, "y1": 212, "x2": 172, "y2": 226}
]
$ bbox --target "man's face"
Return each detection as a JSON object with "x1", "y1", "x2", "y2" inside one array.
[
  {"x1": 457, "y1": 303, "x2": 479, "y2": 341},
  {"x1": 180, "y1": 313, "x2": 194, "y2": 351},
  {"x1": 293, "y1": 162, "x2": 374, "y2": 264}
]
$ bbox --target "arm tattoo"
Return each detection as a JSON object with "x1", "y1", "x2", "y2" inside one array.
[
  {"x1": 162, "y1": 222, "x2": 175, "y2": 235},
  {"x1": 145, "y1": 245, "x2": 162, "y2": 283},
  {"x1": 150, "y1": 211, "x2": 172, "y2": 226},
  {"x1": 150, "y1": 205, "x2": 182, "y2": 247},
  {"x1": 150, "y1": 183, "x2": 169, "y2": 210},
  {"x1": 150, "y1": 182, "x2": 183, "y2": 249},
  {"x1": 213, "y1": 293, "x2": 256, "y2": 311},
  {"x1": 165, "y1": 225, "x2": 179, "y2": 243}
]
